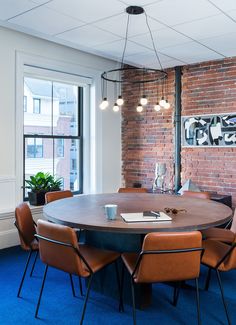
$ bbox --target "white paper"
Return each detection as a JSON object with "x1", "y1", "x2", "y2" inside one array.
[{"x1": 120, "y1": 212, "x2": 172, "y2": 223}]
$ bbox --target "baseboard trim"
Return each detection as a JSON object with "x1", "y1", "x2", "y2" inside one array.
[{"x1": 0, "y1": 229, "x2": 19, "y2": 249}]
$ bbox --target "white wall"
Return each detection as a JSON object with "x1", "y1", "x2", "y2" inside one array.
[{"x1": 0, "y1": 26, "x2": 121, "y2": 248}]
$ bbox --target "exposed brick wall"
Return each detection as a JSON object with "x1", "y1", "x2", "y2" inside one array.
[
  {"x1": 181, "y1": 58, "x2": 236, "y2": 206},
  {"x1": 121, "y1": 69, "x2": 175, "y2": 189},
  {"x1": 122, "y1": 57, "x2": 236, "y2": 206}
]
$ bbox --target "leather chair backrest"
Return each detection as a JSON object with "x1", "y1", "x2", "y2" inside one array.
[
  {"x1": 230, "y1": 209, "x2": 236, "y2": 233},
  {"x1": 118, "y1": 187, "x2": 148, "y2": 193},
  {"x1": 37, "y1": 220, "x2": 89, "y2": 277},
  {"x1": 15, "y1": 203, "x2": 36, "y2": 251},
  {"x1": 135, "y1": 231, "x2": 202, "y2": 283},
  {"x1": 45, "y1": 190, "x2": 73, "y2": 204},
  {"x1": 182, "y1": 190, "x2": 211, "y2": 200}
]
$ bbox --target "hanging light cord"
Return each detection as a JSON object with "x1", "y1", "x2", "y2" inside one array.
[
  {"x1": 144, "y1": 11, "x2": 163, "y2": 71},
  {"x1": 121, "y1": 14, "x2": 130, "y2": 67}
]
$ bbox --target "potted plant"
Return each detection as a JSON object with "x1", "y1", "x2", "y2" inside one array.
[{"x1": 24, "y1": 172, "x2": 62, "y2": 206}]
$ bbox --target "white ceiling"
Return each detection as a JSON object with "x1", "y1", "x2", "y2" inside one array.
[{"x1": 1, "y1": 0, "x2": 236, "y2": 69}]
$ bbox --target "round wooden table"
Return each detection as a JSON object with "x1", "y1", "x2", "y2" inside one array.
[
  {"x1": 43, "y1": 193, "x2": 232, "y2": 234},
  {"x1": 43, "y1": 193, "x2": 232, "y2": 309}
]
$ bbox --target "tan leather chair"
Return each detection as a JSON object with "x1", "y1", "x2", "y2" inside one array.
[
  {"x1": 118, "y1": 187, "x2": 148, "y2": 193},
  {"x1": 45, "y1": 189, "x2": 84, "y2": 296},
  {"x1": 35, "y1": 220, "x2": 120, "y2": 323},
  {"x1": 14, "y1": 203, "x2": 38, "y2": 297},
  {"x1": 182, "y1": 190, "x2": 211, "y2": 200},
  {"x1": 45, "y1": 190, "x2": 73, "y2": 204},
  {"x1": 201, "y1": 237, "x2": 236, "y2": 325},
  {"x1": 121, "y1": 231, "x2": 203, "y2": 325},
  {"x1": 201, "y1": 209, "x2": 236, "y2": 244}
]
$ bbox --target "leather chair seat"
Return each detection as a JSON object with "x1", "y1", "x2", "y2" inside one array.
[
  {"x1": 201, "y1": 228, "x2": 234, "y2": 244},
  {"x1": 202, "y1": 239, "x2": 234, "y2": 271},
  {"x1": 121, "y1": 252, "x2": 138, "y2": 280},
  {"x1": 79, "y1": 244, "x2": 120, "y2": 274}
]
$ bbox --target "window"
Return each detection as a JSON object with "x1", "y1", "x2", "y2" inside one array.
[
  {"x1": 23, "y1": 76, "x2": 83, "y2": 199},
  {"x1": 56, "y1": 139, "x2": 64, "y2": 157},
  {"x1": 23, "y1": 96, "x2": 27, "y2": 112},
  {"x1": 26, "y1": 138, "x2": 43, "y2": 158},
  {"x1": 33, "y1": 98, "x2": 41, "y2": 114}
]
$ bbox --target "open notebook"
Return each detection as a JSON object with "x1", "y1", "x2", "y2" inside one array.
[{"x1": 121, "y1": 211, "x2": 172, "y2": 223}]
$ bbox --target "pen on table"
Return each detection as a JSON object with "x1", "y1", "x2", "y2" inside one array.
[{"x1": 150, "y1": 211, "x2": 160, "y2": 218}]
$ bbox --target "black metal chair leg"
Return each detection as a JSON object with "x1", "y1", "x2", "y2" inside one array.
[
  {"x1": 215, "y1": 270, "x2": 231, "y2": 325},
  {"x1": 69, "y1": 274, "x2": 76, "y2": 297},
  {"x1": 130, "y1": 278, "x2": 136, "y2": 325},
  {"x1": 30, "y1": 251, "x2": 38, "y2": 277},
  {"x1": 115, "y1": 261, "x2": 123, "y2": 312},
  {"x1": 120, "y1": 263, "x2": 125, "y2": 313},
  {"x1": 172, "y1": 281, "x2": 181, "y2": 307},
  {"x1": 17, "y1": 250, "x2": 33, "y2": 297},
  {"x1": 205, "y1": 268, "x2": 212, "y2": 291},
  {"x1": 35, "y1": 264, "x2": 48, "y2": 318},
  {"x1": 80, "y1": 275, "x2": 93, "y2": 325},
  {"x1": 79, "y1": 276, "x2": 83, "y2": 296},
  {"x1": 195, "y1": 278, "x2": 201, "y2": 325}
]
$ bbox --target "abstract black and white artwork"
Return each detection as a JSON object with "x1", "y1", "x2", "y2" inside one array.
[{"x1": 182, "y1": 113, "x2": 236, "y2": 147}]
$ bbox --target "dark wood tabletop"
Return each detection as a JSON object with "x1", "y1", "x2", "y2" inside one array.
[{"x1": 43, "y1": 193, "x2": 233, "y2": 234}]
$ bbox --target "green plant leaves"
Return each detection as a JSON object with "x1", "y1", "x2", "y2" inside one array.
[{"x1": 24, "y1": 172, "x2": 62, "y2": 192}]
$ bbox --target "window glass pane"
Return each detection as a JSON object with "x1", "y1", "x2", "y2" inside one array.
[
  {"x1": 24, "y1": 77, "x2": 52, "y2": 135},
  {"x1": 24, "y1": 96, "x2": 27, "y2": 112},
  {"x1": 33, "y1": 98, "x2": 41, "y2": 114},
  {"x1": 54, "y1": 139, "x2": 80, "y2": 191},
  {"x1": 26, "y1": 137, "x2": 43, "y2": 158},
  {"x1": 53, "y1": 82, "x2": 79, "y2": 136}
]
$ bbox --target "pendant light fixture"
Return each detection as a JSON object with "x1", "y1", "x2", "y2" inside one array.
[{"x1": 100, "y1": 5, "x2": 169, "y2": 113}]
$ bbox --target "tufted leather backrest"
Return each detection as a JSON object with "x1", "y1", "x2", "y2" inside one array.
[
  {"x1": 118, "y1": 187, "x2": 148, "y2": 193},
  {"x1": 45, "y1": 190, "x2": 73, "y2": 204},
  {"x1": 182, "y1": 190, "x2": 211, "y2": 200},
  {"x1": 37, "y1": 220, "x2": 90, "y2": 277},
  {"x1": 15, "y1": 203, "x2": 36, "y2": 251},
  {"x1": 135, "y1": 231, "x2": 202, "y2": 283}
]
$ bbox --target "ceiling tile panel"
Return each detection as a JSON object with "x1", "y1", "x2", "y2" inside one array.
[
  {"x1": 92, "y1": 12, "x2": 164, "y2": 38},
  {"x1": 46, "y1": 0, "x2": 124, "y2": 23},
  {"x1": 209, "y1": 0, "x2": 236, "y2": 12},
  {"x1": 174, "y1": 14, "x2": 236, "y2": 41},
  {"x1": 118, "y1": 0, "x2": 162, "y2": 6},
  {"x1": 0, "y1": 0, "x2": 41, "y2": 20},
  {"x1": 58, "y1": 25, "x2": 122, "y2": 48},
  {"x1": 8, "y1": 6, "x2": 84, "y2": 35},
  {"x1": 145, "y1": 0, "x2": 220, "y2": 26},
  {"x1": 131, "y1": 27, "x2": 191, "y2": 50},
  {"x1": 161, "y1": 41, "x2": 223, "y2": 64},
  {"x1": 199, "y1": 32, "x2": 236, "y2": 55}
]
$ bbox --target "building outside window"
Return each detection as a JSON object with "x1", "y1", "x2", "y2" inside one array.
[
  {"x1": 23, "y1": 76, "x2": 83, "y2": 199},
  {"x1": 33, "y1": 98, "x2": 41, "y2": 114},
  {"x1": 26, "y1": 138, "x2": 43, "y2": 158},
  {"x1": 23, "y1": 95, "x2": 27, "y2": 112}
]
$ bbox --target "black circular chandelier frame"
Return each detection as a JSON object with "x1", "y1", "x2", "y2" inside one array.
[{"x1": 101, "y1": 66, "x2": 167, "y2": 84}]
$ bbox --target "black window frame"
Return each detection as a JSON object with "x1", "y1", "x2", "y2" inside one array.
[{"x1": 23, "y1": 84, "x2": 83, "y2": 201}]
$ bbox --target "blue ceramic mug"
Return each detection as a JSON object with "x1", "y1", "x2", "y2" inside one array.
[{"x1": 104, "y1": 204, "x2": 117, "y2": 220}]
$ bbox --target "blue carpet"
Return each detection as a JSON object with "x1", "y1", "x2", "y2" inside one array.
[{"x1": 0, "y1": 246, "x2": 235, "y2": 324}]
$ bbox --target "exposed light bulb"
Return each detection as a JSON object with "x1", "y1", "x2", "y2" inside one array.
[
  {"x1": 159, "y1": 97, "x2": 166, "y2": 107},
  {"x1": 164, "y1": 100, "x2": 170, "y2": 109},
  {"x1": 140, "y1": 95, "x2": 148, "y2": 106},
  {"x1": 154, "y1": 103, "x2": 161, "y2": 111},
  {"x1": 136, "y1": 104, "x2": 143, "y2": 113},
  {"x1": 116, "y1": 95, "x2": 124, "y2": 106},
  {"x1": 99, "y1": 97, "x2": 109, "y2": 110},
  {"x1": 113, "y1": 103, "x2": 120, "y2": 112}
]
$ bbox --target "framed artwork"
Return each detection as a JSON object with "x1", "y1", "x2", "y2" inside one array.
[{"x1": 182, "y1": 113, "x2": 236, "y2": 147}]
